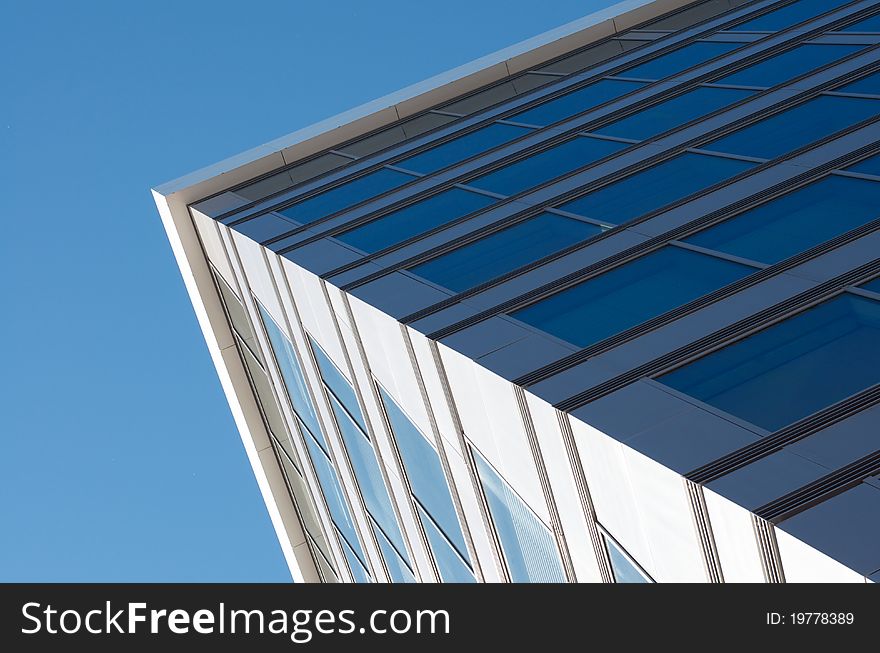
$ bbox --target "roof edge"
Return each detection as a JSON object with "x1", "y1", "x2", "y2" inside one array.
[{"x1": 153, "y1": 0, "x2": 686, "y2": 204}]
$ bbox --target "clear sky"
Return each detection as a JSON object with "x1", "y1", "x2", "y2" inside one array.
[{"x1": 1, "y1": 0, "x2": 610, "y2": 581}]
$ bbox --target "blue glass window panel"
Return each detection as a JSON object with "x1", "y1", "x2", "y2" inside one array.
[
  {"x1": 378, "y1": 388, "x2": 469, "y2": 558},
  {"x1": 686, "y1": 175, "x2": 880, "y2": 263},
  {"x1": 729, "y1": 0, "x2": 853, "y2": 31},
  {"x1": 839, "y1": 70, "x2": 880, "y2": 96},
  {"x1": 232, "y1": 213, "x2": 299, "y2": 242},
  {"x1": 861, "y1": 277, "x2": 880, "y2": 294},
  {"x1": 847, "y1": 153, "x2": 880, "y2": 176},
  {"x1": 605, "y1": 537, "x2": 650, "y2": 583},
  {"x1": 718, "y1": 44, "x2": 863, "y2": 88},
  {"x1": 410, "y1": 212, "x2": 603, "y2": 292},
  {"x1": 619, "y1": 41, "x2": 742, "y2": 80},
  {"x1": 328, "y1": 393, "x2": 409, "y2": 559},
  {"x1": 372, "y1": 523, "x2": 415, "y2": 583},
  {"x1": 842, "y1": 14, "x2": 880, "y2": 32},
  {"x1": 302, "y1": 431, "x2": 364, "y2": 564},
  {"x1": 559, "y1": 153, "x2": 754, "y2": 224},
  {"x1": 469, "y1": 136, "x2": 626, "y2": 196},
  {"x1": 308, "y1": 337, "x2": 367, "y2": 432},
  {"x1": 660, "y1": 294, "x2": 880, "y2": 431},
  {"x1": 258, "y1": 304, "x2": 325, "y2": 449},
  {"x1": 707, "y1": 96, "x2": 880, "y2": 159},
  {"x1": 340, "y1": 535, "x2": 372, "y2": 583},
  {"x1": 512, "y1": 246, "x2": 751, "y2": 348},
  {"x1": 596, "y1": 87, "x2": 754, "y2": 140},
  {"x1": 336, "y1": 188, "x2": 495, "y2": 254},
  {"x1": 276, "y1": 168, "x2": 414, "y2": 225},
  {"x1": 508, "y1": 79, "x2": 647, "y2": 127},
  {"x1": 473, "y1": 451, "x2": 566, "y2": 583},
  {"x1": 397, "y1": 123, "x2": 533, "y2": 175},
  {"x1": 418, "y1": 507, "x2": 476, "y2": 583}
]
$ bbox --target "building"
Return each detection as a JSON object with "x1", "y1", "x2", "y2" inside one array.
[{"x1": 152, "y1": 0, "x2": 880, "y2": 583}]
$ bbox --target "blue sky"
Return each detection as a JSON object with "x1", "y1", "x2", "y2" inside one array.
[{"x1": 1, "y1": 0, "x2": 608, "y2": 581}]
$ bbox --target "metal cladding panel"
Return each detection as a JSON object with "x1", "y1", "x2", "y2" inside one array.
[
  {"x1": 703, "y1": 489, "x2": 765, "y2": 583},
  {"x1": 438, "y1": 343, "x2": 551, "y2": 524},
  {"x1": 570, "y1": 416, "x2": 656, "y2": 575},
  {"x1": 525, "y1": 392, "x2": 603, "y2": 582},
  {"x1": 775, "y1": 529, "x2": 867, "y2": 584}
]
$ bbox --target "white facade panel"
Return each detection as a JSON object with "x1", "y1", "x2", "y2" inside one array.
[
  {"x1": 620, "y1": 446, "x2": 706, "y2": 582},
  {"x1": 280, "y1": 257, "x2": 348, "y2": 371},
  {"x1": 347, "y1": 295, "x2": 435, "y2": 442},
  {"x1": 524, "y1": 392, "x2": 601, "y2": 582},
  {"x1": 703, "y1": 489, "x2": 765, "y2": 583},
  {"x1": 228, "y1": 229, "x2": 285, "y2": 324},
  {"x1": 570, "y1": 417, "x2": 656, "y2": 575},
  {"x1": 192, "y1": 209, "x2": 235, "y2": 286},
  {"x1": 775, "y1": 529, "x2": 866, "y2": 584},
  {"x1": 439, "y1": 343, "x2": 550, "y2": 524}
]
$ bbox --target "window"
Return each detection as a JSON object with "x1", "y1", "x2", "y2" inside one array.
[
  {"x1": 537, "y1": 39, "x2": 648, "y2": 75},
  {"x1": 648, "y1": 0, "x2": 753, "y2": 30},
  {"x1": 717, "y1": 44, "x2": 863, "y2": 88},
  {"x1": 472, "y1": 450, "x2": 566, "y2": 582},
  {"x1": 847, "y1": 153, "x2": 880, "y2": 176},
  {"x1": 335, "y1": 188, "x2": 495, "y2": 254},
  {"x1": 409, "y1": 212, "x2": 603, "y2": 292},
  {"x1": 372, "y1": 524, "x2": 416, "y2": 583},
  {"x1": 842, "y1": 13, "x2": 880, "y2": 32},
  {"x1": 378, "y1": 387, "x2": 475, "y2": 582},
  {"x1": 309, "y1": 339, "x2": 366, "y2": 431},
  {"x1": 558, "y1": 152, "x2": 754, "y2": 224},
  {"x1": 685, "y1": 175, "x2": 880, "y2": 263},
  {"x1": 659, "y1": 293, "x2": 880, "y2": 431},
  {"x1": 230, "y1": 152, "x2": 351, "y2": 204},
  {"x1": 469, "y1": 136, "x2": 626, "y2": 196},
  {"x1": 603, "y1": 535, "x2": 651, "y2": 583},
  {"x1": 258, "y1": 306, "x2": 371, "y2": 581},
  {"x1": 340, "y1": 536, "x2": 372, "y2": 584},
  {"x1": 707, "y1": 95, "x2": 880, "y2": 159},
  {"x1": 213, "y1": 270, "x2": 260, "y2": 360},
  {"x1": 309, "y1": 337, "x2": 414, "y2": 580},
  {"x1": 397, "y1": 123, "x2": 533, "y2": 175},
  {"x1": 618, "y1": 41, "x2": 742, "y2": 80},
  {"x1": 232, "y1": 212, "x2": 300, "y2": 243},
  {"x1": 861, "y1": 277, "x2": 880, "y2": 294},
  {"x1": 274, "y1": 167, "x2": 415, "y2": 226},
  {"x1": 258, "y1": 305, "x2": 326, "y2": 449},
  {"x1": 328, "y1": 393, "x2": 409, "y2": 558},
  {"x1": 511, "y1": 246, "x2": 752, "y2": 348},
  {"x1": 302, "y1": 433, "x2": 368, "y2": 577},
  {"x1": 508, "y1": 79, "x2": 646, "y2": 127},
  {"x1": 838, "y1": 70, "x2": 880, "y2": 96},
  {"x1": 417, "y1": 506, "x2": 476, "y2": 583},
  {"x1": 595, "y1": 86, "x2": 754, "y2": 140},
  {"x1": 727, "y1": 0, "x2": 853, "y2": 32}
]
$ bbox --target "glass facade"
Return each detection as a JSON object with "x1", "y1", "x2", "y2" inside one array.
[
  {"x1": 378, "y1": 387, "x2": 475, "y2": 582},
  {"x1": 473, "y1": 450, "x2": 566, "y2": 582},
  {"x1": 685, "y1": 175, "x2": 880, "y2": 263},
  {"x1": 179, "y1": 0, "x2": 880, "y2": 584},
  {"x1": 511, "y1": 246, "x2": 752, "y2": 348},
  {"x1": 258, "y1": 305, "x2": 371, "y2": 582},
  {"x1": 716, "y1": 44, "x2": 863, "y2": 88},
  {"x1": 557, "y1": 153, "x2": 754, "y2": 224},
  {"x1": 604, "y1": 535, "x2": 651, "y2": 583},
  {"x1": 410, "y1": 212, "x2": 603, "y2": 292},
  {"x1": 659, "y1": 294, "x2": 880, "y2": 431},
  {"x1": 468, "y1": 136, "x2": 627, "y2": 196},
  {"x1": 707, "y1": 95, "x2": 880, "y2": 159},
  {"x1": 308, "y1": 337, "x2": 415, "y2": 580},
  {"x1": 728, "y1": 0, "x2": 853, "y2": 32}
]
